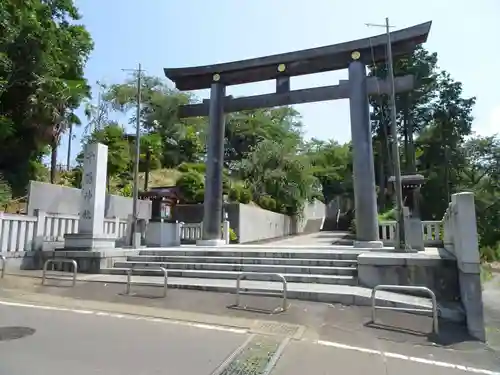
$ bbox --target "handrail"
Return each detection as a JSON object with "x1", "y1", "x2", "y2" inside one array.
[
  {"x1": 126, "y1": 267, "x2": 168, "y2": 298},
  {"x1": 42, "y1": 259, "x2": 78, "y2": 287},
  {"x1": 0, "y1": 255, "x2": 5, "y2": 278},
  {"x1": 371, "y1": 285, "x2": 439, "y2": 334},
  {"x1": 227, "y1": 272, "x2": 288, "y2": 314}
]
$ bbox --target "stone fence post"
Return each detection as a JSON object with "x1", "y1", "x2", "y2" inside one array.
[
  {"x1": 33, "y1": 209, "x2": 46, "y2": 251},
  {"x1": 451, "y1": 192, "x2": 485, "y2": 341},
  {"x1": 223, "y1": 220, "x2": 230, "y2": 244},
  {"x1": 114, "y1": 216, "x2": 120, "y2": 237}
]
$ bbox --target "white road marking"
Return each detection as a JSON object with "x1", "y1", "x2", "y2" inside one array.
[
  {"x1": 0, "y1": 299, "x2": 247, "y2": 334},
  {"x1": 1, "y1": 299, "x2": 498, "y2": 374},
  {"x1": 317, "y1": 340, "x2": 500, "y2": 375}
]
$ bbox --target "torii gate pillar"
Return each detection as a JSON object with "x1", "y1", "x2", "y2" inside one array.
[{"x1": 348, "y1": 57, "x2": 382, "y2": 248}]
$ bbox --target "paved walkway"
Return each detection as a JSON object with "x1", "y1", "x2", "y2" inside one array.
[
  {"x1": 0, "y1": 276, "x2": 499, "y2": 374},
  {"x1": 264, "y1": 231, "x2": 353, "y2": 246},
  {"x1": 482, "y1": 271, "x2": 500, "y2": 351}
]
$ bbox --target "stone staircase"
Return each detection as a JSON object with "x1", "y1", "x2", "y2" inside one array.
[
  {"x1": 94, "y1": 246, "x2": 464, "y2": 322},
  {"x1": 102, "y1": 247, "x2": 361, "y2": 286}
]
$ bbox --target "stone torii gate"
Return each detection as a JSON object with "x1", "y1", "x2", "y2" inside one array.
[{"x1": 164, "y1": 21, "x2": 432, "y2": 247}]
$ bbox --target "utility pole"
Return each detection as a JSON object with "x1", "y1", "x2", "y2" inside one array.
[
  {"x1": 122, "y1": 63, "x2": 143, "y2": 247},
  {"x1": 384, "y1": 17, "x2": 406, "y2": 250},
  {"x1": 366, "y1": 18, "x2": 406, "y2": 250}
]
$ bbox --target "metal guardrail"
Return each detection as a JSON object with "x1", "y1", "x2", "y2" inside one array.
[
  {"x1": 0, "y1": 255, "x2": 6, "y2": 279},
  {"x1": 125, "y1": 267, "x2": 168, "y2": 298},
  {"x1": 227, "y1": 272, "x2": 288, "y2": 314},
  {"x1": 42, "y1": 259, "x2": 78, "y2": 287},
  {"x1": 370, "y1": 285, "x2": 439, "y2": 334}
]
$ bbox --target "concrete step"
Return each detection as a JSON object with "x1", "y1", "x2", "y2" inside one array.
[
  {"x1": 114, "y1": 261, "x2": 357, "y2": 276},
  {"x1": 78, "y1": 273, "x2": 464, "y2": 323},
  {"x1": 102, "y1": 267, "x2": 357, "y2": 285},
  {"x1": 139, "y1": 248, "x2": 362, "y2": 260},
  {"x1": 126, "y1": 255, "x2": 358, "y2": 267}
]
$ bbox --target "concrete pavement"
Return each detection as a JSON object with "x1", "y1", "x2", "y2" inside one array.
[
  {"x1": 263, "y1": 231, "x2": 353, "y2": 246},
  {"x1": 483, "y1": 272, "x2": 500, "y2": 351},
  {"x1": 0, "y1": 302, "x2": 248, "y2": 375},
  {"x1": 0, "y1": 276, "x2": 499, "y2": 374}
]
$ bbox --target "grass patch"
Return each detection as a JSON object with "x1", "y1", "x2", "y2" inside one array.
[{"x1": 138, "y1": 168, "x2": 182, "y2": 188}]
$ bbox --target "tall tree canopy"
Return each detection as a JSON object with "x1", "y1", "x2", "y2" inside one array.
[{"x1": 0, "y1": 0, "x2": 93, "y2": 194}]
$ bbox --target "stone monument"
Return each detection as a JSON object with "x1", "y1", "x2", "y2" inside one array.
[{"x1": 63, "y1": 142, "x2": 116, "y2": 250}]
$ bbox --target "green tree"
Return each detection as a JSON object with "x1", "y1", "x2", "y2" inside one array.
[
  {"x1": 303, "y1": 139, "x2": 353, "y2": 203},
  {"x1": 224, "y1": 107, "x2": 302, "y2": 171},
  {"x1": 368, "y1": 46, "x2": 439, "y2": 209},
  {"x1": 103, "y1": 74, "x2": 203, "y2": 167},
  {"x1": 0, "y1": 0, "x2": 93, "y2": 194},
  {"x1": 78, "y1": 123, "x2": 131, "y2": 191},
  {"x1": 460, "y1": 136, "x2": 500, "y2": 250},
  {"x1": 417, "y1": 72, "x2": 476, "y2": 219},
  {"x1": 240, "y1": 139, "x2": 319, "y2": 215}
]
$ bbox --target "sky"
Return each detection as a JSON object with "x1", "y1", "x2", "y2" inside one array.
[{"x1": 59, "y1": 0, "x2": 500, "y2": 165}]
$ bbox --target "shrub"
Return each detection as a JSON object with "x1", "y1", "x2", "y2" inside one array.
[
  {"x1": 258, "y1": 196, "x2": 277, "y2": 211},
  {"x1": 0, "y1": 173, "x2": 12, "y2": 206},
  {"x1": 222, "y1": 174, "x2": 231, "y2": 195},
  {"x1": 228, "y1": 186, "x2": 240, "y2": 202},
  {"x1": 239, "y1": 188, "x2": 252, "y2": 204},
  {"x1": 378, "y1": 208, "x2": 396, "y2": 221},
  {"x1": 349, "y1": 217, "x2": 356, "y2": 234},
  {"x1": 177, "y1": 162, "x2": 206, "y2": 174},
  {"x1": 194, "y1": 189, "x2": 205, "y2": 203},
  {"x1": 480, "y1": 242, "x2": 500, "y2": 263},
  {"x1": 229, "y1": 227, "x2": 238, "y2": 242},
  {"x1": 176, "y1": 171, "x2": 204, "y2": 203}
]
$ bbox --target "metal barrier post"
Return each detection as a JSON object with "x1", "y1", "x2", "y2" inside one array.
[
  {"x1": 0, "y1": 255, "x2": 6, "y2": 279},
  {"x1": 228, "y1": 272, "x2": 288, "y2": 314},
  {"x1": 125, "y1": 267, "x2": 168, "y2": 297},
  {"x1": 42, "y1": 259, "x2": 78, "y2": 287},
  {"x1": 371, "y1": 284, "x2": 439, "y2": 334}
]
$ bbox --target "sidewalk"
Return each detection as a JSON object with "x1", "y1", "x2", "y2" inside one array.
[
  {"x1": 1, "y1": 274, "x2": 499, "y2": 373},
  {"x1": 482, "y1": 271, "x2": 500, "y2": 351}
]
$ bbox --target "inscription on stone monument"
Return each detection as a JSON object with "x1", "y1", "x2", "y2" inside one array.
[
  {"x1": 78, "y1": 143, "x2": 107, "y2": 234},
  {"x1": 81, "y1": 150, "x2": 96, "y2": 224}
]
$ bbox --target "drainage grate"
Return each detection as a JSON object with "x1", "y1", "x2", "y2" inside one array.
[
  {"x1": 253, "y1": 321, "x2": 301, "y2": 337},
  {"x1": 216, "y1": 336, "x2": 282, "y2": 375},
  {"x1": 0, "y1": 326, "x2": 36, "y2": 341}
]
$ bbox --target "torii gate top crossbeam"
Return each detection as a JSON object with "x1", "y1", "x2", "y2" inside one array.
[{"x1": 164, "y1": 21, "x2": 431, "y2": 91}]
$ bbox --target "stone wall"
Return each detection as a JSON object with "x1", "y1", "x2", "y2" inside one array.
[
  {"x1": 357, "y1": 251, "x2": 460, "y2": 302},
  {"x1": 237, "y1": 203, "x2": 296, "y2": 243},
  {"x1": 172, "y1": 200, "x2": 325, "y2": 243},
  {"x1": 27, "y1": 181, "x2": 151, "y2": 219}
]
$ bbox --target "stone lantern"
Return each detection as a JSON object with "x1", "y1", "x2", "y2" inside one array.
[
  {"x1": 140, "y1": 186, "x2": 182, "y2": 246},
  {"x1": 388, "y1": 174, "x2": 425, "y2": 251}
]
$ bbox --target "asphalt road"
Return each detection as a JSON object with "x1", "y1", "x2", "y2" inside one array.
[
  {"x1": 0, "y1": 303, "x2": 248, "y2": 375},
  {"x1": 0, "y1": 301, "x2": 499, "y2": 375}
]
